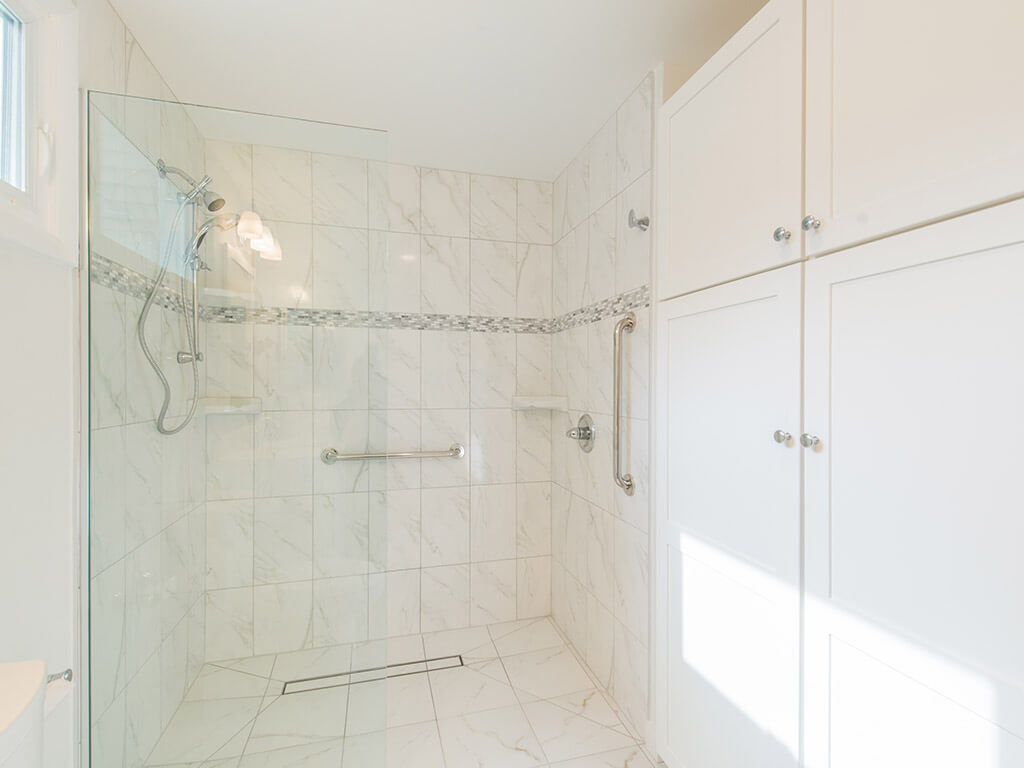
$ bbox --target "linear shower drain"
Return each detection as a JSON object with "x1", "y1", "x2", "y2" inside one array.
[{"x1": 280, "y1": 654, "x2": 464, "y2": 695}]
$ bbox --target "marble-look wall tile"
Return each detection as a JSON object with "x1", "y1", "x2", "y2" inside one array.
[
  {"x1": 313, "y1": 326, "x2": 369, "y2": 410},
  {"x1": 254, "y1": 411, "x2": 313, "y2": 498},
  {"x1": 205, "y1": 322, "x2": 253, "y2": 398},
  {"x1": 421, "y1": 235, "x2": 470, "y2": 314},
  {"x1": 470, "y1": 333, "x2": 514, "y2": 408},
  {"x1": 516, "y1": 244, "x2": 552, "y2": 319},
  {"x1": 612, "y1": 620, "x2": 648, "y2": 735},
  {"x1": 313, "y1": 154, "x2": 368, "y2": 228},
  {"x1": 124, "y1": 297, "x2": 164, "y2": 424},
  {"x1": 516, "y1": 411, "x2": 551, "y2": 483},
  {"x1": 614, "y1": 518, "x2": 649, "y2": 647},
  {"x1": 206, "y1": 415, "x2": 253, "y2": 501},
  {"x1": 518, "y1": 557, "x2": 551, "y2": 619},
  {"x1": 369, "y1": 161, "x2": 420, "y2": 233},
  {"x1": 253, "y1": 324, "x2": 313, "y2": 410},
  {"x1": 470, "y1": 560, "x2": 517, "y2": 625},
  {"x1": 586, "y1": 505, "x2": 615, "y2": 609},
  {"x1": 369, "y1": 489, "x2": 421, "y2": 572},
  {"x1": 421, "y1": 486, "x2": 470, "y2": 567},
  {"x1": 253, "y1": 221, "x2": 313, "y2": 308},
  {"x1": 516, "y1": 482, "x2": 551, "y2": 558},
  {"x1": 205, "y1": 140, "x2": 253, "y2": 213},
  {"x1": 370, "y1": 569, "x2": 422, "y2": 638},
  {"x1": 313, "y1": 225, "x2": 370, "y2": 311},
  {"x1": 469, "y1": 240, "x2": 516, "y2": 317},
  {"x1": 517, "y1": 180, "x2": 553, "y2": 245},
  {"x1": 422, "y1": 169, "x2": 470, "y2": 237},
  {"x1": 253, "y1": 145, "x2": 312, "y2": 223},
  {"x1": 91, "y1": 284, "x2": 127, "y2": 429},
  {"x1": 470, "y1": 484, "x2": 516, "y2": 562},
  {"x1": 205, "y1": 587, "x2": 253, "y2": 660},
  {"x1": 254, "y1": 495, "x2": 313, "y2": 584},
  {"x1": 421, "y1": 409, "x2": 471, "y2": 488},
  {"x1": 368, "y1": 409, "x2": 422, "y2": 491},
  {"x1": 313, "y1": 575, "x2": 368, "y2": 646},
  {"x1": 470, "y1": 174, "x2": 517, "y2": 242},
  {"x1": 470, "y1": 409, "x2": 516, "y2": 485},
  {"x1": 515, "y1": 333, "x2": 551, "y2": 397},
  {"x1": 91, "y1": 426, "x2": 127, "y2": 576},
  {"x1": 616, "y1": 74, "x2": 654, "y2": 193},
  {"x1": 615, "y1": 172, "x2": 652, "y2": 295},
  {"x1": 314, "y1": 492, "x2": 370, "y2": 578},
  {"x1": 588, "y1": 118, "x2": 617, "y2": 215},
  {"x1": 369, "y1": 231, "x2": 421, "y2": 314},
  {"x1": 586, "y1": 593, "x2": 615, "y2": 688},
  {"x1": 313, "y1": 410, "x2": 370, "y2": 495},
  {"x1": 421, "y1": 564, "x2": 470, "y2": 632},
  {"x1": 553, "y1": 169, "x2": 568, "y2": 242},
  {"x1": 589, "y1": 201, "x2": 617, "y2": 303},
  {"x1": 254, "y1": 581, "x2": 313, "y2": 654},
  {"x1": 421, "y1": 331, "x2": 470, "y2": 409},
  {"x1": 566, "y1": 153, "x2": 590, "y2": 233},
  {"x1": 90, "y1": 561, "x2": 126, "y2": 717},
  {"x1": 369, "y1": 328, "x2": 421, "y2": 410},
  {"x1": 125, "y1": 652, "x2": 161, "y2": 767},
  {"x1": 206, "y1": 499, "x2": 253, "y2": 589},
  {"x1": 566, "y1": 223, "x2": 591, "y2": 311}
]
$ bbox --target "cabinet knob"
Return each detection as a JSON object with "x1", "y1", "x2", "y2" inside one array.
[
  {"x1": 773, "y1": 430, "x2": 792, "y2": 444},
  {"x1": 773, "y1": 227, "x2": 792, "y2": 242},
  {"x1": 802, "y1": 215, "x2": 822, "y2": 231},
  {"x1": 800, "y1": 433, "x2": 821, "y2": 448}
]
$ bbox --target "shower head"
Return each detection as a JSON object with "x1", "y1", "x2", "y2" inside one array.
[
  {"x1": 156, "y1": 159, "x2": 226, "y2": 212},
  {"x1": 205, "y1": 194, "x2": 226, "y2": 212}
]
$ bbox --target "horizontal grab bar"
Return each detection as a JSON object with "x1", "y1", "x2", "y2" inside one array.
[{"x1": 321, "y1": 443, "x2": 465, "y2": 465}]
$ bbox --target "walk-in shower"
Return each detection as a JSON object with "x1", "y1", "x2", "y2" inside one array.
[{"x1": 87, "y1": 76, "x2": 654, "y2": 767}]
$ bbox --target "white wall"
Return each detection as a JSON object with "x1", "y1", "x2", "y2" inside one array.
[{"x1": 0, "y1": 250, "x2": 78, "y2": 768}]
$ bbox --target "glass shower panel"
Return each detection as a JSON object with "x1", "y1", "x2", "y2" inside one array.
[{"x1": 88, "y1": 91, "x2": 389, "y2": 767}]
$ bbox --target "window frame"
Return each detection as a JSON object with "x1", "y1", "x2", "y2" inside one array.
[{"x1": 0, "y1": 0, "x2": 76, "y2": 265}]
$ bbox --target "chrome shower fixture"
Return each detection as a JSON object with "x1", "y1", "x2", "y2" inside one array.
[{"x1": 157, "y1": 158, "x2": 226, "y2": 212}]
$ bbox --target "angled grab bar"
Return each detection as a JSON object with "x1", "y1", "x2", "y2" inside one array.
[{"x1": 613, "y1": 312, "x2": 636, "y2": 496}]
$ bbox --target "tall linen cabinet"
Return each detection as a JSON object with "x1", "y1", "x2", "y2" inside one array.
[{"x1": 654, "y1": 0, "x2": 1024, "y2": 765}]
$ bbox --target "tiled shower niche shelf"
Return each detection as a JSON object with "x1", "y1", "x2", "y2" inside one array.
[
  {"x1": 512, "y1": 395, "x2": 568, "y2": 412},
  {"x1": 199, "y1": 397, "x2": 263, "y2": 416}
]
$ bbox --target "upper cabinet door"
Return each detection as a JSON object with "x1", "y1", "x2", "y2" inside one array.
[
  {"x1": 658, "y1": 0, "x2": 803, "y2": 301},
  {"x1": 805, "y1": 0, "x2": 1024, "y2": 256}
]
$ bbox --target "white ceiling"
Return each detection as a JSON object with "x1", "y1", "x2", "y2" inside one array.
[{"x1": 110, "y1": 0, "x2": 765, "y2": 180}]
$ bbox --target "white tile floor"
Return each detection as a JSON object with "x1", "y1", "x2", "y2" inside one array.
[{"x1": 146, "y1": 618, "x2": 655, "y2": 768}]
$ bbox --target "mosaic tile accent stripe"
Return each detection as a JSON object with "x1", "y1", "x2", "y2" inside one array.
[
  {"x1": 91, "y1": 254, "x2": 649, "y2": 333},
  {"x1": 91, "y1": 253, "x2": 194, "y2": 314}
]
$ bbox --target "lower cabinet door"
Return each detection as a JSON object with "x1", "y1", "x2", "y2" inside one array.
[
  {"x1": 803, "y1": 199, "x2": 1024, "y2": 768},
  {"x1": 656, "y1": 264, "x2": 802, "y2": 768}
]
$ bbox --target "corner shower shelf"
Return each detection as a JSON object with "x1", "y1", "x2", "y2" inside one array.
[
  {"x1": 512, "y1": 395, "x2": 568, "y2": 412},
  {"x1": 199, "y1": 397, "x2": 263, "y2": 416}
]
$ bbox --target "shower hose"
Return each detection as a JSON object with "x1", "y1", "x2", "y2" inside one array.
[{"x1": 136, "y1": 198, "x2": 201, "y2": 435}]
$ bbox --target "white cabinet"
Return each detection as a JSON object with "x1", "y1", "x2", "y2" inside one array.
[
  {"x1": 803, "y1": 200, "x2": 1024, "y2": 768},
  {"x1": 655, "y1": 264, "x2": 801, "y2": 768},
  {"x1": 658, "y1": 0, "x2": 803, "y2": 300},
  {"x1": 805, "y1": 0, "x2": 1024, "y2": 256}
]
